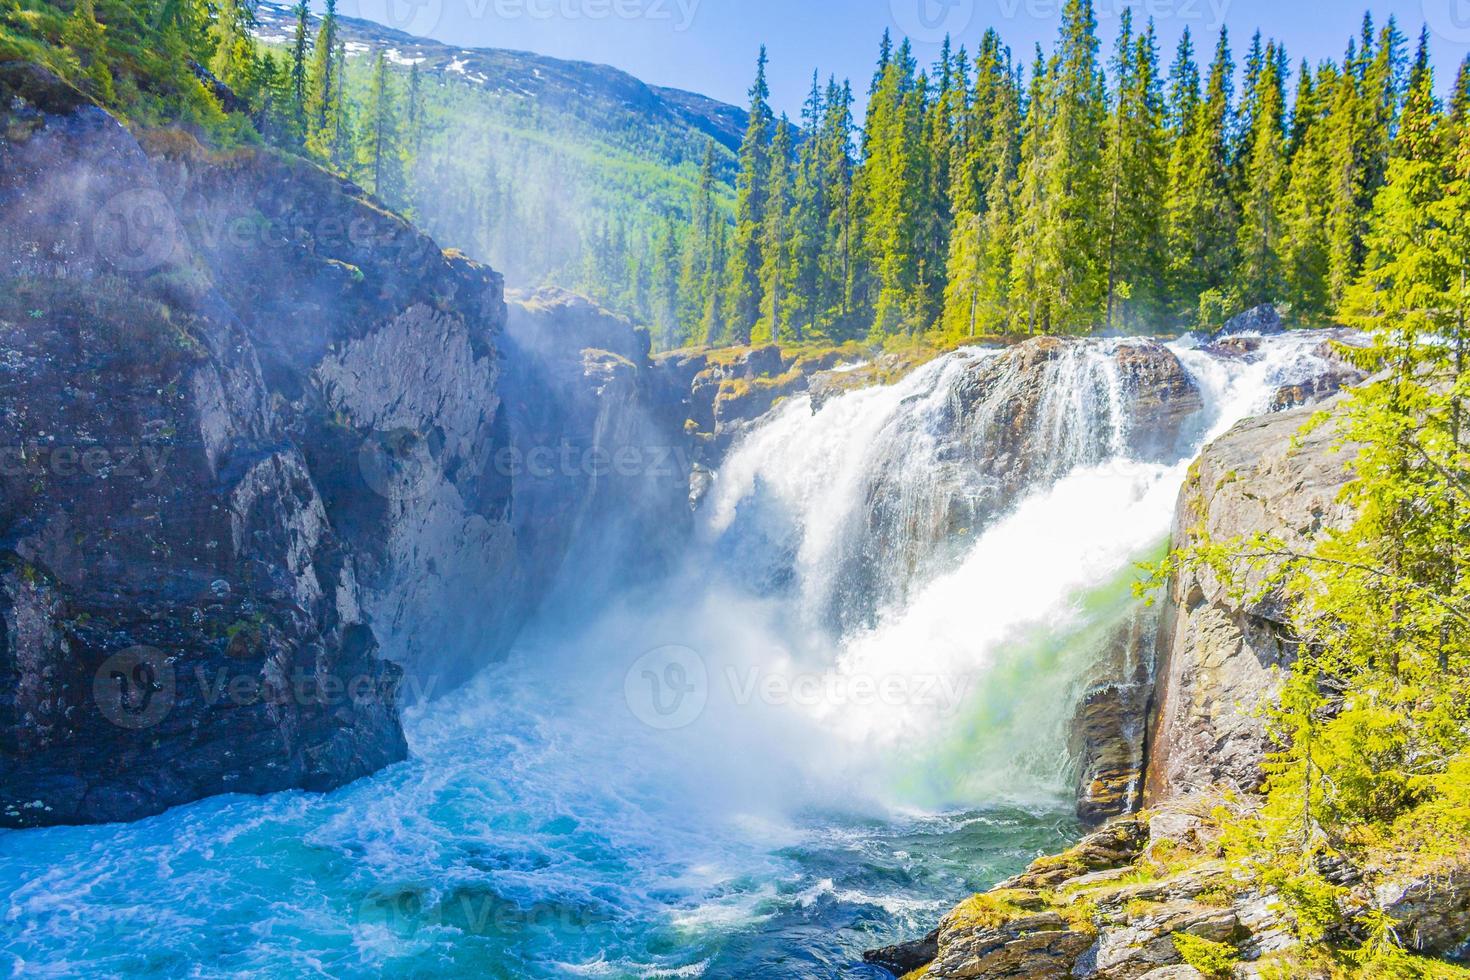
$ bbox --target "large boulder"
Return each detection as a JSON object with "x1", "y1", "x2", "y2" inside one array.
[
  {"x1": 1144, "y1": 398, "x2": 1356, "y2": 804},
  {"x1": 1213, "y1": 304, "x2": 1284, "y2": 339}
]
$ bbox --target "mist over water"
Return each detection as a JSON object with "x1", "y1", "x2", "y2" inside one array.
[{"x1": 0, "y1": 331, "x2": 1344, "y2": 978}]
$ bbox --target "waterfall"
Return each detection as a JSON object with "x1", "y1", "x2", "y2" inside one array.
[
  {"x1": 0, "y1": 328, "x2": 1356, "y2": 979},
  {"x1": 688, "y1": 330, "x2": 1347, "y2": 808}
]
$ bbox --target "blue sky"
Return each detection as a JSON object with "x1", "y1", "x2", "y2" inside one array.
[{"x1": 340, "y1": 0, "x2": 1470, "y2": 114}]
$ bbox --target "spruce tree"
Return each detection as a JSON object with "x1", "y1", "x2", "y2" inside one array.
[
  {"x1": 722, "y1": 47, "x2": 774, "y2": 344},
  {"x1": 1279, "y1": 61, "x2": 1333, "y2": 320},
  {"x1": 209, "y1": 0, "x2": 256, "y2": 93},
  {"x1": 1102, "y1": 12, "x2": 1167, "y2": 330},
  {"x1": 756, "y1": 115, "x2": 795, "y2": 343},
  {"x1": 305, "y1": 0, "x2": 338, "y2": 146},
  {"x1": 820, "y1": 78, "x2": 858, "y2": 337},
  {"x1": 1235, "y1": 40, "x2": 1289, "y2": 308},
  {"x1": 1165, "y1": 28, "x2": 1238, "y2": 323},
  {"x1": 860, "y1": 38, "x2": 929, "y2": 336},
  {"x1": 358, "y1": 49, "x2": 405, "y2": 206},
  {"x1": 1011, "y1": 45, "x2": 1051, "y2": 334},
  {"x1": 943, "y1": 31, "x2": 1021, "y2": 338},
  {"x1": 1010, "y1": 0, "x2": 1106, "y2": 333},
  {"x1": 289, "y1": 0, "x2": 311, "y2": 142},
  {"x1": 787, "y1": 74, "x2": 828, "y2": 341},
  {"x1": 62, "y1": 0, "x2": 114, "y2": 103}
]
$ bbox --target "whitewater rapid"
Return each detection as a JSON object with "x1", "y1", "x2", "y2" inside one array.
[{"x1": 0, "y1": 329, "x2": 1349, "y2": 978}]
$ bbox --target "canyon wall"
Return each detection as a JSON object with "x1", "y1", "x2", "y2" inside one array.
[{"x1": 0, "y1": 66, "x2": 693, "y2": 827}]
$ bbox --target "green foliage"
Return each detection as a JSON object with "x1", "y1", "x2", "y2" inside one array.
[
  {"x1": 1172, "y1": 933, "x2": 1240, "y2": 977},
  {"x1": 1142, "y1": 40, "x2": 1470, "y2": 960}
]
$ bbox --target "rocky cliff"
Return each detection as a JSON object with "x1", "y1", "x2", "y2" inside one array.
[
  {"x1": 0, "y1": 66, "x2": 695, "y2": 827},
  {"x1": 1144, "y1": 399, "x2": 1357, "y2": 804},
  {"x1": 0, "y1": 65, "x2": 411, "y2": 826}
]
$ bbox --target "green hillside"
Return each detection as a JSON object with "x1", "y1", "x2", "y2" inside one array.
[{"x1": 254, "y1": 0, "x2": 742, "y2": 333}]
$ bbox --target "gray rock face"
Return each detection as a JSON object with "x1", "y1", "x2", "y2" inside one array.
[
  {"x1": 1375, "y1": 864, "x2": 1470, "y2": 959},
  {"x1": 501, "y1": 289, "x2": 695, "y2": 620},
  {"x1": 140, "y1": 133, "x2": 518, "y2": 691},
  {"x1": 0, "y1": 70, "x2": 407, "y2": 826},
  {"x1": 0, "y1": 70, "x2": 698, "y2": 827},
  {"x1": 1070, "y1": 613, "x2": 1158, "y2": 827},
  {"x1": 1145, "y1": 399, "x2": 1356, "y2": 805},
  {"x1": 1214, "y1": 304, "x2": 1284, "y2": 339}
]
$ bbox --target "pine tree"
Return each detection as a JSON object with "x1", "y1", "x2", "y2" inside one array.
[
  {"x1": 861, "y1": 39, "x2": 931, "y2": 336},
  {"x1": 1010, "y1": 0, "x2": 1107, "y2": 333},
  {"x1": 406, "y1": 63, "x2": 423, "y2": 155},
  {"x1": 920, "y1": 38, "x2": 963, "y2": 332},
  {"x1": 1279, "y1": 61, "x2": 1334, "y2": 320},
  {"x1": 1102, "y1": 12, "x2": 1168, "y2": 330},
  {"x1": 208, "y1": 0, "x2": 256, "y2": 92},
  {"x1": 1235, "y1": 40, "x2": 1290, "y2": 308},
  {"x1": 1165, "y1": 27, "x2": 1238, "y2": 323},
  {"x1": 328, "y1": 38, "x2": 354, "y2": 169},
  {"x1": 651, "y1": 217, "x2": 682, "y2": 350},
  {"x1": 722, "y1": 47, "x2": 774, "y2": 344},
  {"x1": 786, "y1": 74, "x2": 828, "y2": 341},
  {"x1": 62, "y1": 0, "x2": 114, "y2": 103},
  {"x1": 288, "y1": 0, "x2": 311, "y2": 144},
  {"x1": 756, "y1": 115, "x2": 795, "y2": 343},
  {"x1": 1011, "y1": 45, "x2": 1051, "y2": 334},
  {"x1": 820, "y1": 78, "x2": 859, "y2": 337},
  {"x1": 678, "y1": 140, "x2": 723, "y2": 346},
  {"x1": 942, "y1": 31, "x2": 1021, "y2": 338},
  {"x1": 1166, "y1": 28, "x2": 1201, "y2": 136},
  {"x1": 358, "y1": 49, "x2": 405, "y2": 206},
  {"x1": 305, "y1": 0, "x2": 338, "y2": 147}
]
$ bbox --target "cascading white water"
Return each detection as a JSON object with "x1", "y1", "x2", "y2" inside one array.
[{"x1": 691, "y1": 329, "x2": 1348, "y2": 808}]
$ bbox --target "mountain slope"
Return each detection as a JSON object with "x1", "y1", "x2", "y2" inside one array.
[{"x1": 256, "y1": 1, "x2": 743, "y2": 314}]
